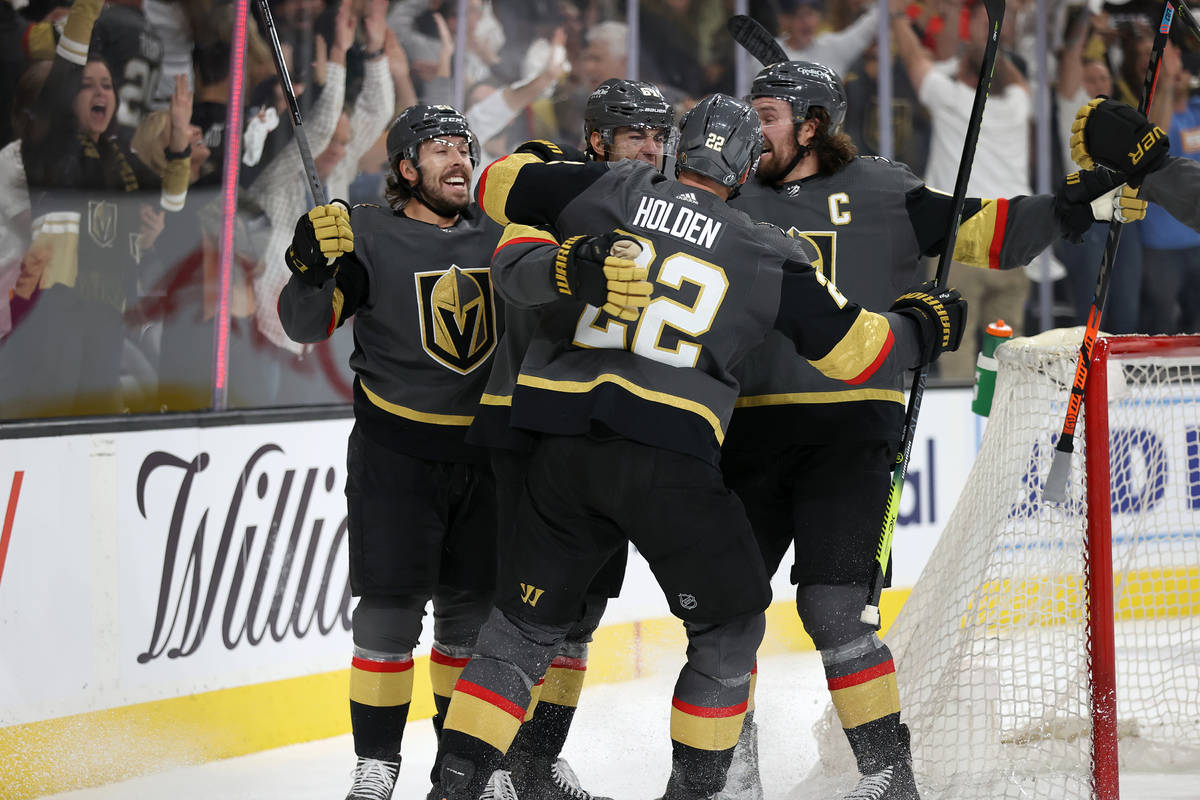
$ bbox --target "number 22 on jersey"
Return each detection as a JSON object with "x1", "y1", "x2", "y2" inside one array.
[{"x1": 572, "y1": 235, "x2": 729, "y2": 368}]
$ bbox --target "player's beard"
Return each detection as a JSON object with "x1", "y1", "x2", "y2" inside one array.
[
  {"x1": 416, "y1": 165, "x2": 472, "y2": 217},
  {"x1": 755, "y1": 138, "x2": 799, "y2": 185}
]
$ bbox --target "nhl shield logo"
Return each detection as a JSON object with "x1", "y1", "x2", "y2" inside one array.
[
  {"x1": 88, "y1": 200, "x2": 118, "y2": 248},
  {"x1": 678, "y1": 593, "x2": 698, "y2": 610},
  {"x1": 415, "y1": 266, "x2": 497, "y2": 374}
]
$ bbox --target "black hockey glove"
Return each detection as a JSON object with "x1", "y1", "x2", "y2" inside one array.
[
  {"x1": 515, "y1": 139, "x2": 587, "y2": 163},
  {"x1": 286, "y1": 201, "x2": 353, "y2": 287},
  {"x1": 553, "y1": 232, "x2": 651, "y2": 321},
  {"x1": 1070, "y1": 97, "x2": 1168, "y2": 183},
  {"x1": 1054, "y1": 169, "x2": 1146, "y2": 243},
  {"x1": 890, "y1": 281, "x2": 967, "y2": 365}
]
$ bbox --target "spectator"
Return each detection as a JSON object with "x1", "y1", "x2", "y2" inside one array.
[
  {"x1": 2, "y1": 0, "x2": 192, "y2": 417},
  {"x1": 892, "y1": 0, "x2": 1033, "y2": 378},
  {"x1": 244, "y1": 0, "x2": 349, "y2": 404},
  {"x1": 1137, "y1": 44, "x2": 1200, "y2": 335},
  {"x1": 1053, "y1": 9, "x2": 1142, "y2": 334},
  {"x1": 842, "y1": 38, "x2": 932, "y2": 176},
  {"x1": 777, "y1": 0, "x2": 904, "y2": 79},
  {"x1": 578, "y1": 20, "x2": 627, "y2": 89}
]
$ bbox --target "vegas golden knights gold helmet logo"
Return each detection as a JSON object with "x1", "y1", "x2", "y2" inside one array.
[{"x1": 415, "y1": 265, "x2": 497, "y2": 374}]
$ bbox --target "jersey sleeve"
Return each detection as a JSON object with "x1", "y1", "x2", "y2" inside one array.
[
  {"x1": 489, "y1": 223, "x2": 562, "y2": 307},
  {"x1": 771, "y1": 248, "x2": 922, "y2": 384},
  {"x1": 476, "y1": 154, "x2": 607, "y2": 227},
  {"x1": 1140, "y1": 158, "x2": 1200, "y2": 233},
  {"x1": 905, "y1": 183, "x2": 1060, "y2": 270}
]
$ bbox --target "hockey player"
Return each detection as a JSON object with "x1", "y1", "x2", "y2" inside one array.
[
  {"x1": 1068, "y1": 97, "x2": 1193, "y2": 231},
  {"x1": 716, "y1": 61, "x2": 1146, "y2": 800},
  {"x1": 467, "y1": 78, "x2": 676, "y2": 800},
  {"x1": 277, "y1": 104, "x2": 508, "y2": 800},
  {"x1": 430, "y1": 93, "x2": 966, "y2": 800}
]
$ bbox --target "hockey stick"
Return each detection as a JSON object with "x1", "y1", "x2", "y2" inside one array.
[
  {"x1": 727, "y1": 14, "x2": 789, "y2": 67},
  {"x1": 861, "y1": 0, "x2": 1005, "y2": 626},
  {"x1": 1042, "y1": 0, "x2": 1177, "y2": 503},
  {"x1": 254, "y1": 0, "x2": 327, "y2": 207},
  {"x1": 1177, "y1": 0, "x2": 1200, "y2": 43}
]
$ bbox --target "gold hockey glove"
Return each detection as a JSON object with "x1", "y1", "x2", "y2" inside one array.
[
  {"x1": 1070, "y1": 98, "x2": 1168, "y2": 182},
  {"x1": 554, "y1": 232, "x2": 651, "y2": 321},
  {"x1": 890, "y1": 281, "x2": 967, "y2": 365},
  {"x1": 1089, "y1": 183, "x2": 1148, "y2": 225},
  {"x1": 286, "y1": 201, "x2": 353, "y2": 287}
]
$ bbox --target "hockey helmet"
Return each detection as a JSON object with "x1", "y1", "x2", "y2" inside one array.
[
  {"x1": 674, "y1": 93, "x2": 762, "y2": 188},
  {"x1": 386, "y1": 103, "x2": 479, "y2": 167},
  {"x1": 748, "y1": 61, "x2": 847, "y2": 134},
  {"x1": 583, "y1": 78, "x2": 676, "y2": 158}
]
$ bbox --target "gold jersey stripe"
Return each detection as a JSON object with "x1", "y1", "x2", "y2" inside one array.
[
  {"x1": 734, "y1": 388, "x2": 906, "y2": 408},
  {"x1": 494, "y1": 223, "x2": 558, "y2": 257},
  {"x1": 444, "y1": 691, "x2": 524, "y2": 752},
  {"x1": 670, "y1": 706, "x2": 746, "y2": 752},
  {"x1": 330, "y1": 288, "x2": 346, "y2": 335},
  {"x1": 360, "y1": 381, "x2": 474, "y2": 426},
  {"x1": 540, "y1": 665, "x2": 586, "y2": 708},
  {"x1": 478, "y1": 153, "x2": 541, "y2": 225},
  {"x1": 479, "y1": 393, "x2": 513, "y2": 407},
  {"x1": 829, "y1": 672, "x2": 901, "y2": 729},
  {"x1": 349, "y1": 664, "x2": 415, "y2": 708},
  {"x1": 524, "y1": 681, "x2": 544, "y2": 722},
  {"x1": 809, "y1": 310, "x2": 894, "y2": 383},
  {"x1": 516, "y1": 373, "x2": 725, "y2": 444}
]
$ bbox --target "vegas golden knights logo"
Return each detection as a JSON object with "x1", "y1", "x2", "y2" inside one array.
[
  {"x1": 415, "y1": 266, "x2": 497, "y2": 374},
  {"x1": 519, "y1": 583, "x2": 545, "y2": 607},
  {"x1": 785, "y1": 228, "x2": 837, "y2": 284},
  {"x1": 88, "y1": 200, "x2": 118, "y2": 248}
]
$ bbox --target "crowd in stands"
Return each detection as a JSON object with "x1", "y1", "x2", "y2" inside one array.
[{"x1": 0, "y1": 0, "x2": 1195, "y2": 417}]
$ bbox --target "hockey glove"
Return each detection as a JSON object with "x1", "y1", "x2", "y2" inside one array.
[
  {"x1": 514, "y1": 139, "x2": 587, "y2": 163},
  {"x1": 286, "y1": 201, "x2": 353, "y2": 287},
  {"x1": 1054, "y1": 169, "x2": 1133, "y2": 243},
  {"x1": 553, "y1": 232, "x2": 651, "y2": 321},
  {"x1": 1089, "y1": 183, "x2": 1147, "y2": 225},
  {"x1": 1070, "y1": 98, "x2": 1168, "y2": 182},
  {"x1": 890, "y1": 281, "x2": 967, "y2": 365}
]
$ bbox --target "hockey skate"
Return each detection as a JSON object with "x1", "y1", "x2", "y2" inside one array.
[
  {"x1": 841, "y1": 723, "x2": 919, "y2": 800},
  {"x1": 430, "y1": 763, "x2": 518, "y2": 800},
  {"x1": 510, "y1": 755, "x2": 614, "y2": 800},
  {"x1": 345, "y1": 756, "x2": 399, "y2": 800}
]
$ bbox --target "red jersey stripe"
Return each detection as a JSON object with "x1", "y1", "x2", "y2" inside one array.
[
  {"x1": 988, "y1": 198, "x2": 1010, "y2": 268},
  {"x1": 549, "y1": 656, "x2": 588, "y2": 671},
  {"x1": 846, "y1": 328, "x2": 895, "y2": 385},
  {"x1": 352, "y1": 656, "x2": 414, "y2": 673},
  {"x1": 671, "y1": 697, "x2": 749, "y2": 719},
  {"x1": 430, "y1": 650, "x2": 471, "y2": 668}
]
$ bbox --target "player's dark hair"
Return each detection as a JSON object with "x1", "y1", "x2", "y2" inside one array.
[
  {"x1": 384, "y1": 154, "x2": 415, "y2": 210},
  {"x1": 807, "y1": 107, "x2": 857, "y2": 175}
]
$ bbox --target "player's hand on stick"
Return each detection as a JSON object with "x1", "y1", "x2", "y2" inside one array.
[
  {"x1": 1070, "y1": 97, "x2": 1168, "y2": 181},
  {"x1": 1089, "y1": 183, "x2": 1147, "y2": 225},
  {"x1": 287, "y1": 201, "x2": 353, "y2": 286},
  {"x1": 1055, "y1": 168, "x2": 1139, "y2": 241},
  {"x1": 890, "y1": 281, "x2": 966, "y2": 365},
  {"x1": 554, "y1": 232, "x2": 651, "y2": 320}
]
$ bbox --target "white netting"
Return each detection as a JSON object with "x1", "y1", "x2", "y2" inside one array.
[{"x1": 807, "y1": 333, "x2": 1200, "y2": 799}]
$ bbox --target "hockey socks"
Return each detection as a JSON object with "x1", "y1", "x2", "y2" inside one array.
[
  {"x1": 823, "y1": 639, "x2": 904, "y2": 774},
  {"x1": 430, "y1": 646, "x2": 471, "y2": 740},
  {"x1": 349, "y1": 648, "x2": 414, "y2": 762},
  {"x1": 509, "y1": 653, "x2": 586, "y2": 759}
]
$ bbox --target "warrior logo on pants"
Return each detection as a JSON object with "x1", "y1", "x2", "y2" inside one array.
[{"x1": 414, "y1": 266, "x2": 497, "y2": 374}]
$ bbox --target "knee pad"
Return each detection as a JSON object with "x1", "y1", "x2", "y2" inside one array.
[
  {"x1": 795, "y1": 583, "x2": 878, "y2": 652},
  {"x1": 472, "y1": 607, "x2": 574, "y2": 686},
  {"x1": 352, "y1": 594, "x2": 428, "y2": 654},
  {"x1": 432, "y1": 585, "x2": 494, "y2": 652},
  {"x1": 682, "y1": 611, "x2": 765, "y2": 680}
]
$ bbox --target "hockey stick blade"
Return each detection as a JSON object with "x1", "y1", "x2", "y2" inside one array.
[
  {"x1": 1043, "y1": 449, "x2": 1072, "y2": 504},
  {"x1": 727, "y1": 15, "x2": 789, "y2": 67}
]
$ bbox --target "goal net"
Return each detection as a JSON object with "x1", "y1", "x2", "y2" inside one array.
[{"x1": 811, "y1": 332, "x2": 1200, "y2": 800}]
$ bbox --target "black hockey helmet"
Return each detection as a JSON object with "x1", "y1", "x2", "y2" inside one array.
[
  {"x1": 583, "y1": 78, "x2": 676, "y2": 158},
  {"x1": 674, "y1": 93, "x2": 762, "y2": 189},
  {"x1": 386, "y1": 103, "x2": 479, "y2": 167},
  {"x1": 748, "y1": 61, "x2": 847, "y2": 133}
]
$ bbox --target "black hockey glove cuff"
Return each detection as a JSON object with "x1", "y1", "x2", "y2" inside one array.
[
  {"x1": 1055, "y1": 169, "x2": 1121, "y2": 243},
  {"x1": 515, "y1": 139, "x2": 587, "y2": 163},
  {"x1": 890, "y1": 281, "x2": 966, "y2": 365},
  {"x1": 1070, "y1": 97, "x2": 1169, "y2": 182},
  {"x1": 553, "y1": 232, "x2": 650, "y2": 321}
]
